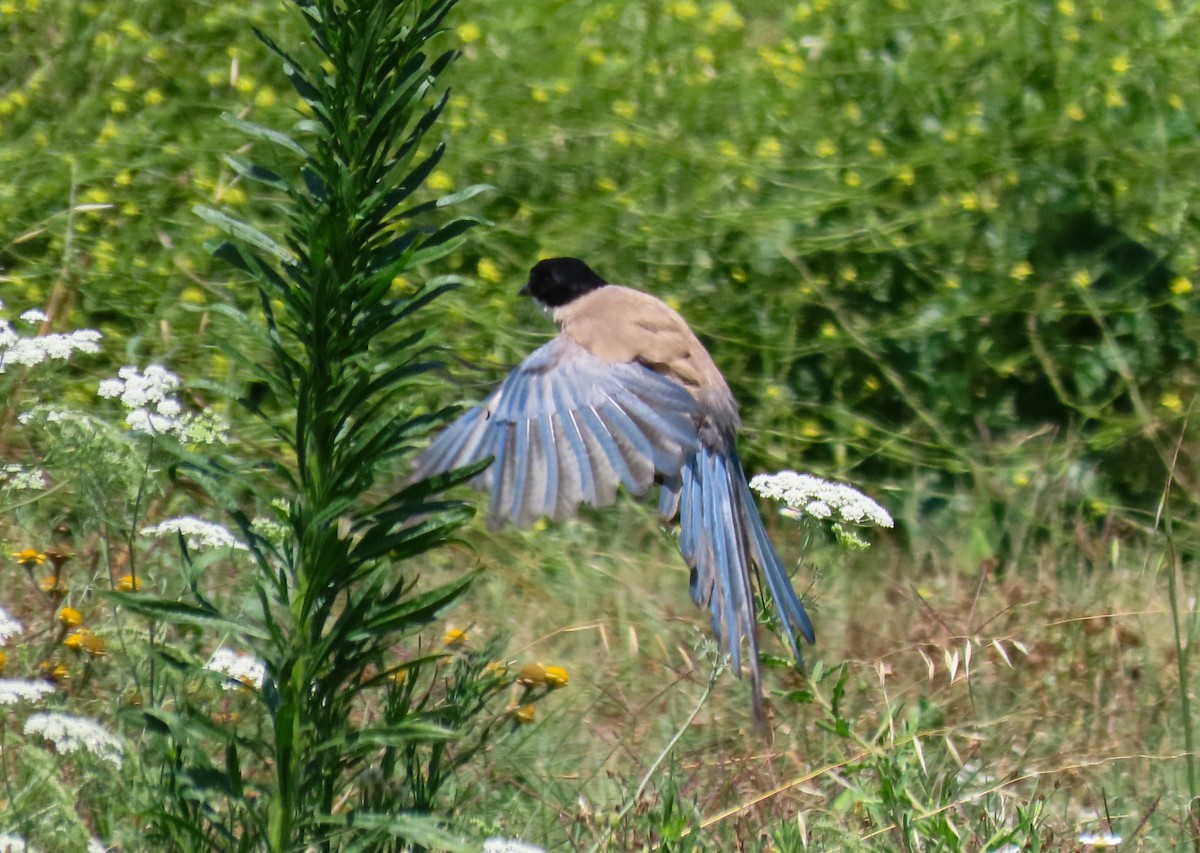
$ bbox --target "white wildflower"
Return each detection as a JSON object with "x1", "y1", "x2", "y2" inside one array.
[
  {"x1": 2, "y1": 464, "x2": 46, "y2": 491},
  {"x1": 19, "y1": 309, "x2": 47, "y2": 324},
  {"x1": 482, "y1": 840, "x2": 548, "y2": 853},
  {"x1": 1079, "y1": 831, "x2": 1122, "y2": 848},
  {"x1": 141, "y1": 517, "x2": 248, "y2": 551},
  {"x1": 0, "y1": 330, "x2": 102, "y2": 370},
  {"x1": 205, "y1": 648, "x2": 266, "y2": 691},
  {"x1": 0, "y1": 320, "x2": 16, "y2": 349},
  {"x1": 750, "y1": 471, "x2": 894, "y2": 528},
  {"x1": 0, "y1": 679, "x2": 56, "y2": 705},
  {"x1": 0, "y1": 605, "x2": 22, "y2": 643},
  {"x1": 0, "y1": 833, "x2": 44, "y2": 853},
  {"x1": 87, "y1": 840, "x2": 110, "y2": 853},
  {"x1": 23, "y1": 711, "x2": 124, "y2": 767},
  {"x1": 100, "y1": 365, "x2": 227, "y2": 444}
]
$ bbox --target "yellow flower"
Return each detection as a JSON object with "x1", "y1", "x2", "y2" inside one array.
[
  {"x1": 667, "y1": 0, "x2": 699, "y2": 19},
  {"x1": 517, "y1": 663, "x2": 546, "y2": 686},
  {"x1": 1072, "y1": 269, "x2": 1093, "y2": 288},
  {"x1": 612, "y1": 99, "x2": 636, "y2": 119},
  {"x1": 1169, "y1": 93, "x2": 1184, "y2": 110},
  {"x1": 867, "y1": 138, "x2": 886, "y2": 157},
  {"x1": 443, "y1": 627, "x2": 469, "y2": 648},
  {"x1": 717, "y1": 139, "x2": 739, "y2": 159},
  {"x1": 39, "y1": 661, "x2": 69, "y2": 682},
  {"x1": 844, "y1": 171, "x2": 861, "y2": 188},
  {"x1": 15, "y1": 548, "x2": 45, "y2": 568},
  {"x1": 428, "y1": 171, "x2": 454, "y2": 193},
  {"x1": 1161, "y1": 391, "x2": 1183, "y2": 412},
  {"x1": 1010, "y1": 260, "x2": 1034, "y2": 281},
  {"x1": 514, "y1": 704, "x2": 537, "y2": 725},
  {"x1": 488, "y1": 128, "x2": 507, "y2": 145},
  {"x1": 1171, "y1": 276, "x2": 1193, "y2": 295},
  {"x1": 693, "y1": 45, "x2": 715, "y2": 64},
  {"x1": 477, "y1": 259, "x2": 503, "y2": 284},
  {"x1": 117, "y1": 574, "x2": 142, "y2": 592},
  {"x1": 531, "y1": 86, "x2": 549, "y2": 103},
  {"x1": 388, "y1": 668, "x2": 409, "y2": 685},
  {"x1": 0, "y1": 649, "x2": 5, "y2": 669},
  {"x1": 897, "y1": 165, "x2": 916, "y2": 187},
  {"x1": 1111, "y1": 54, "x2": 1130, "y2": 74},
  {"x1": 82, "y1": 632, "x2": 107, "y2": 657},
  {"x1": 596, "y1": 177, "x2": 618, "y2": 192},
  {"x1": 255, "y1": 86, "x2": 277, "y2": 108},
  {"x1": 64, "y1": 629, "x2": 85, "y2": 651},
  {"x1": 1066, "y1": 103, "x2": 1085, "y2": 121},
  {"x1": 815, "y1": 138, "x2": 837, "y2": 158},
  {"x1": 58, "y1": 606, "x2": 83, "y2": 628},
  {"x1": 1056, "y1": 0, "x2": 1075, "y2": 14},
  {"x1": 612, "y1": 128, "x2": 632, "y2": 147},
  {"x1": 820, "y1": 323, "x2": 838, "y2": 338},
  {"x1": 543, "y1": 665, "x2": 570, "y2": 688},
  {"x1": 456, "y1": 21, "x2": 482, "y2": 43},
  {"x1": 39, "y1": 575, "x2": 67, "y2": 596},
  {"x1": 757, "y1": 137, "x2": 782, "y2": 159},
  {"x1": 484, "y1": 660, "x2": 509, "y2": 677}
]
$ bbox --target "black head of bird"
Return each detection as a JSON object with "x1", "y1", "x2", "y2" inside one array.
[{"x1": 412, "y1": 257, "x2": 815, "y2": 724}]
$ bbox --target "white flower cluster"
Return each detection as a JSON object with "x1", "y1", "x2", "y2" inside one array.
[
  {"x1": 0, "y1": 679, "x2": 56, "y2": 706},
  {"x1": 23, "y1": 711, "x2": 124, "y2": 767},
  {"x1": 97, "y1": 365, "x2": 227, "y2": 444},
  {"x1": 482, "y1": 840, "x2": 548, "y2": 853},
  {"x1": 141, "y1": 517, "x2": 248, "y2": 551},
  {"x1": 1, "y1": 463, "x2": 46, "y2": 491},
  {"x1": 750, "y1": 471, "x2": 894, "y2": 528},
  {"x1": 0, "y1": 314, "x2": 101, "y2": 372},
  {"x1": 205, "y1": 647, "x2": 266, "y2": 691},
  {"x1": 0, "y1": 833, "x2": 44, "y2": 853},
  {"x1": 0, "y1": 605, "x2": 22, "y2": 644}
]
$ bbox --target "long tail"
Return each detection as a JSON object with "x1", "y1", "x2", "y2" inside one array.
[{"x1": 672, "y1": 443, "x2": 815, "y2": 721}]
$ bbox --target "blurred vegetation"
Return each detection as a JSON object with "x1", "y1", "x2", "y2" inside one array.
[{"x1": 2, "y1": 0, "x2": 1199, "y2": 849}]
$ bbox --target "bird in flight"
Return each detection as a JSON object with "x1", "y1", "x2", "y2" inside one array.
[{"x1": 412, "y1": 257, "x2": 814, "y2": 721}]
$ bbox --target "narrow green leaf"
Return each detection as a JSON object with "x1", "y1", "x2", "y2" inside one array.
[{"x1": 195, "y1": 205, "x2": 296, "y2": 264}]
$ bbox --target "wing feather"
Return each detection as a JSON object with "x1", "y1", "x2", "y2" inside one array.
[{"x1": 413, "y1": 337, "x2": 701, "y2": 528}]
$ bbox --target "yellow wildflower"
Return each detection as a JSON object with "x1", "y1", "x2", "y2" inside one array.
[
  {"x1": 58, "y1": 606, "x2": 83, "y2": 628},
  {"x1": 1111, "y1": 54, "x2": 1130, "y2": 74},
  {"x1": 117, "y1": 574, "x2": 143, "y2": 592},
  {"x1": 1161, "y1": 391, "x2": 1183, "y2": 412},
  {"x1": 443, "y1": 627, "x2": 469, "y2": 648},
  {"x1": 15, "y1": 548, "x2": 45, "y2": 568},
  {"x1": 1010, "y1": 261, "x2": 1033, "y2": 281},
  {"x1": 477, "y1": 259, "x2": 503, "y2": 284},
  {"x1": 1171, "y1": 276, "x2": 1193, "y2": 295},
  {"x1": 456, "y1": 21, "x2": 482, "y2": 43},
  {"x1": 544, "y1": 665, "x2": 570, "y2": 689},
  {"x1": 514, "y1": 704, "x2": 537, "y2": 725}
]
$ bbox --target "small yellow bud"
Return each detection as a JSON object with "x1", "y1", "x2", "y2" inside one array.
[
  {"x1": 517, "y1": 663, "x2": 547, "y2": 686},
  {"x1": 544, "y1": 665, "x2": 570, "y2": 689},
  {"x1": 514, "y1": 704, "x2": 537, "y2": 725}
]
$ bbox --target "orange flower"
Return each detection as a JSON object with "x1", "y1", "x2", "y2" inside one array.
[
  {"x1": 58, "y1": 606, "x2": 83, "y2": 628},
  {"x1": 0, "y1": 649, "x2": 6, "y2": 670},
  {"x1": 39, "y1": 575, "x2": 68, "y2": 597},
  {"x1": 64, "y1": 630, "x2": 85, "y2": 651},
  {"x1": 514, "y1": 704, "x2": 536, "y2": 725},
  {"x1": 443, "y1": 627, "x2": 468, "y2": 648}
]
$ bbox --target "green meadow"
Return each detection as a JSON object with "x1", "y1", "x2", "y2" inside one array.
[{"x1": 1, "y1": 0, "x2": 1198, "y2": 849}]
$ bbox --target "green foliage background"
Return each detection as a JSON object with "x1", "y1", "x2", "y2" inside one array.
[{"x1": 6, "y1": 0, "x2": 1198, "y2": 509}]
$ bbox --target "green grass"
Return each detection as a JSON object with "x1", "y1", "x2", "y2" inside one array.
[{"x1": 2, "y1": 0, "x2": 1200, "y2": 849}]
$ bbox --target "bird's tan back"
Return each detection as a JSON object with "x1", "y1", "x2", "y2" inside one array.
[{"x1": 555, "y1": 285, "x2": 740, "y2": 429}]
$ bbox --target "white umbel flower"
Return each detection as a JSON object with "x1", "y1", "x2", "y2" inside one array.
[
  {"x1": 205, "y1": 648, "x2": 266, "y2": 691},
  {"x1": 0, "y1": 679, "x2": 56, "y2": 706},
  {"x1": 141, "y1": 517, "x2": 247, "y2": 551},
  {"x1": 750, "y1": 471, "x2": 894, "y2": 528},
  {"x1": 482, "y1": 839, "x2": 548, "y2": 853},
  {"x1": 23, "y1": 712, "x2": 124, "y2": 767},
  {"x1": 0, "y1": 833, "x2": 44, "y2": 853},
  {"x1": 98, "y1": 365, "x2": 228, "y2": 444},
  {"x1": 0, "y1": 605, "x2": 22, "y2": 643}
]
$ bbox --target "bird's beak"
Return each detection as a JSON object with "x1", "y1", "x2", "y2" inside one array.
[{"x1": 518, "y1": 282, "x2": 532, "y2": 296}]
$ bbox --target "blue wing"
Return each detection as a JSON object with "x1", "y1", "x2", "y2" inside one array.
[{"x1": 412, "y1": 337, "x2": 703, "y2": 529}]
